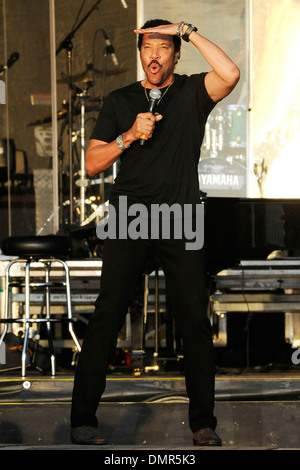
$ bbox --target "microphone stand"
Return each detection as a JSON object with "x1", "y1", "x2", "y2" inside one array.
[
  {"x1": 56, "y1": 0, "x2": 102, "y2": 226},
  {"x1": 77, "y1": 89, "x2": 90, "y2": 225},
  {"x1": 99, "y1": 45, "x2": 109, "y2": 206}
]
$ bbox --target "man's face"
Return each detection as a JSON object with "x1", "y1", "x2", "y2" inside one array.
[{"x1": 140, "y1": 33, "x2": 177, "y2": 87}]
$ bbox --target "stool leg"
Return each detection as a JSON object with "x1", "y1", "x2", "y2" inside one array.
[
  {"x1": 60, "y1": 260, "x2": 81, "y2": 353},
  {"x1": 22, "y1": 322, "x2": 30, "y2": 378},
  {"x1": 45, "y1": 262, "x2": 56, "y2": 376},
  {"x1": 0, "y1": 261, "x2": 12, "y2": 348},
  {"x1": 142, "y1": 273, "x2": 149, "y2": 353},
  {"x1": 144, "y1": 270, "x2": 160, "y2": 373},
  {"x1": 153, "y1": 269, "x2": 160, "y2": 364},
  {"x1": 143, "y1": 273, "x2": 149, "y2": 330},
  {"x1": 22, "y1": 260, "x2": 31, "y2": 377}
]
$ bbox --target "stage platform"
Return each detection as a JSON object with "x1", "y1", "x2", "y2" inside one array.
[
  {"x1": 0, "y1": 369, "x2": 300, "y2": 451},
  {"x1": 0, "y1": 256, "x2": 300, "y2": 451}
]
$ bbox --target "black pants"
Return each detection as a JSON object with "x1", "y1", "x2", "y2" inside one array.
[{"x1": 70, "y1": 236, "x2": 217, "y2": 433}]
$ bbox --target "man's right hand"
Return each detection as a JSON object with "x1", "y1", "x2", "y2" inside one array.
[{"x1": 126, "y1": 112, "x2": 163, "y2": 142}]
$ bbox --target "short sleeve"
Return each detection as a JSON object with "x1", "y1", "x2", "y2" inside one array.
[
  {"x1": 189, "y1": 72, "x2": 216, "y2": 119},
  {"x1": 90, "y1": 93, "x2": 118, "y2": 143}
]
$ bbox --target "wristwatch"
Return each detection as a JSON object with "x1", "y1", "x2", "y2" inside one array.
[{"x1": 182, "y1": 24, "x2": 198, "y2": 42}]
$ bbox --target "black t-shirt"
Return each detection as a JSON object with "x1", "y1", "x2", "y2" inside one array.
[{"x1": 90, "y1": 73, "x2": 215, "y2": 207}]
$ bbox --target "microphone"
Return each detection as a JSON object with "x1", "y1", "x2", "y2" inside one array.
[
  {"x1": 120, "y1": 0, "x2": 128, "y2": 7},
  {"x1": 140, "y1": 88, "x2": 161, "y2": 146},
  {"x1": 0, "y1": 52, "x2": 19, "y2": 75},
  {"x1": 102, "y1": 30, "x2": 119, "y2": 66}
]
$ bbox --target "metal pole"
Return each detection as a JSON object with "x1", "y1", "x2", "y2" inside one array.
[{"x1": 49, "y1": 0, "x2": 59, "y2": 232}]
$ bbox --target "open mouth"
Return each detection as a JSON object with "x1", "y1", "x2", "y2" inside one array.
[{"x1": 148, "y1": 60, "x2": 161, "y2": 74}]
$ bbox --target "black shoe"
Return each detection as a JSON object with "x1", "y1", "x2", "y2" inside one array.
[
  {"x1": 193, "y1": 428, "x2": 222, "y2": 446},
  {"x1": 71, "y1": 426, "x2": 107, "y2": 445}
]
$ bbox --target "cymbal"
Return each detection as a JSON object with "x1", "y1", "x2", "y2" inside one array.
[
  {"x1": 27, "y1": 103, "x2": 100, "y2": 127},
  {"x1": 27, "y1": 110, "x2": 66, "y2": 126},
  {"x1": 57, "y1": 67, "x2": 126, "y2": 84}
]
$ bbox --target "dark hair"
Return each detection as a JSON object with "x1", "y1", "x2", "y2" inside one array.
[{"x1": 137, "y1": 19, "x2": 181, "y2": 53}]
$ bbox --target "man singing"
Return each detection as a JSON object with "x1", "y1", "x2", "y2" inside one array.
[{"x1": 70, "y1": 19, "x2": 240, "y2": 446}]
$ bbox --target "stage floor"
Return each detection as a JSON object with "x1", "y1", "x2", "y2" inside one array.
[{"x1": 0, "y1": 367, "x2": 300, "y2": 451}]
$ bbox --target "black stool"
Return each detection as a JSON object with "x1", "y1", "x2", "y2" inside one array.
[{"x1": 0, "y1": 235, "x2": 81, "y2": 377}]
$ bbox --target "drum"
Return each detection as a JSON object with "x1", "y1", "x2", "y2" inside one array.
[
  {"x1": 224, "y1": 104, "x2": 247, "y2": 148},
  {"x1": 198, "y1": 156, "x2": 246, "y2": 193}
]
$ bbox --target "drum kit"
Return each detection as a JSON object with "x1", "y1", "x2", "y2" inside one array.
[{"x1": 28, "y1": 63, "x2": 124, "y2": 233}]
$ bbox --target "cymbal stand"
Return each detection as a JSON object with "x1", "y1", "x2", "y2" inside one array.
[
  {"x1": 56, "y1": 0, "x2": 102, "y2": 226},
  {"x1": 98, "y1": 39, "x2": 121, "y2": 200},
  {"x1": 67, "y1": 48, "x2": 74, "y2": 224},
  {"x1": 91, "y1": 39, "x2": 110, "y2": 206},
  {"x1": 76, "y1": 90, "x2": 90, "y2": 225},
  {"x1": 57, "y1": 118, "x2": 68, "y2": 226}
]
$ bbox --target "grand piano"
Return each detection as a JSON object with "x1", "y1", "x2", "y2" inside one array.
[
  {"x1": 204, "y1": 197, "x2": 300, "y2": 367},
  {"x1": 204, "y1": 197, "x2": 300, "y2": 275}
]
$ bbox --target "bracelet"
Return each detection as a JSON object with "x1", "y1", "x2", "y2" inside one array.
[
  {"x1": 116, "y1": 133, "x2": 130, "y2": 151},
  {"x1": 176, "y1": 21, "x2": 185, "y2": 37},
  {"x1": 182, "y1": 23, "x2": 198, "y2": 42}
]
